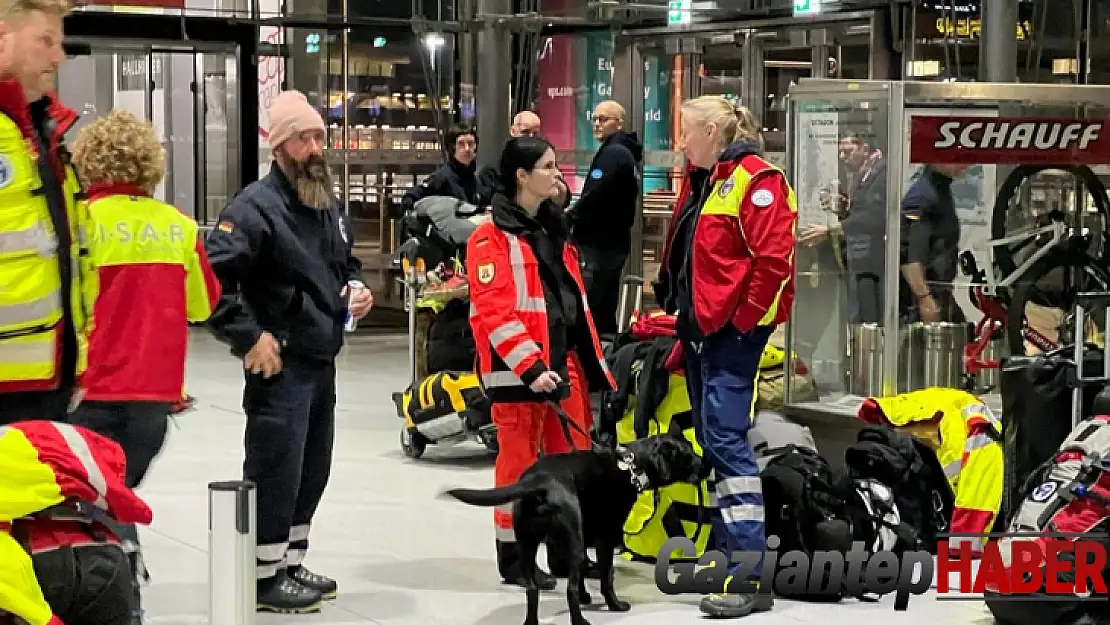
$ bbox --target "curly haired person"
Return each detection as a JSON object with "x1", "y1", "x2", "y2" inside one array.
[{"x1": 69, "y1": 108, "x2": 221, "y2": 624}]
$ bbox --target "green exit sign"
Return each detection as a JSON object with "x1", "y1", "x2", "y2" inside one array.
[
  {"x1": 667, "y1": 0, "x2": 690, "y2": 26},
  {"x1": 794, "y1": 0, "x2": 822, "y2": 16}
]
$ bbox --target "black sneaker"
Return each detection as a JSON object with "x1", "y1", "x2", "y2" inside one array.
[
  {"x1": 290, "y1": 566, "x2": 338, "y2": 600},
  {"x1": 257, "y1": 574, "x2": 323, "y2": 613},
  {"x1": 699, "y1": 591, "x2": 773, "y2": 618}
]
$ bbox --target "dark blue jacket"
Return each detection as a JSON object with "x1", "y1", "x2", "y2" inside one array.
[{"x1": 205, "y1": 163, "x2": 363, "y2": 362}]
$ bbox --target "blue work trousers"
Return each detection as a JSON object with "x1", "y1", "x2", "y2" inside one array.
[{"x1": 683, "y1": 324, "x2": 772, "y2": 578}]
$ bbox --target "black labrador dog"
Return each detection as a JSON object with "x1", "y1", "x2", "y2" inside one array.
[{"x1": 444, "y1": 433, "x2": 704, "y2": 625}]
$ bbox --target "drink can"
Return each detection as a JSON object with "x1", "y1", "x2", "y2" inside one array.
[{"x1": 344, "y1": 285, "x2": 360, "y2": 332}]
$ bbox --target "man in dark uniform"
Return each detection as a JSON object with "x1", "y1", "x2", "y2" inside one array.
[
  {"x1": 567, "y1": 100, "x2": 643, "y2": 336},
  {"x1": 900, "y1": 164, "x2": 968, "y2": 323},
  {"x1": 837, "y1": 131, "x2": 888, "y2": 323},
  {"x1": 205, "y1": 90, "x2": 373, "y2": 614}
]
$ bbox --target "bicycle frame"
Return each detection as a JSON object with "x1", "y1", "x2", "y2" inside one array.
[{"x1": 974, "y1": 221, "x2": 1068, "y2": 296}]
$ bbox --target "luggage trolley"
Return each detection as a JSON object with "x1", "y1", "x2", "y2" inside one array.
[{"x1": 391, "y1": 240, "x2": 497, "y2": 459}]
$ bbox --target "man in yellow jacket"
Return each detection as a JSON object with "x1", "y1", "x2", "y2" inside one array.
[{"x1": 0, "y1": 0, "x2": 91, "y2": 424}]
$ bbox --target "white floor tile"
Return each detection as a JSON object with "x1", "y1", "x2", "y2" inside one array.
[{"x1": 129, "y1": 330, "x2": 992, "y2": 625}]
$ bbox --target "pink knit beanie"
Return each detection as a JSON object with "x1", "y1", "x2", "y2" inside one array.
[{"x1": 267, "y1": 91, "x2": 327, "y2": 149}]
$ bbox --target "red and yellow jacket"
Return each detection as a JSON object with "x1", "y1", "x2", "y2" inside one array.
[
  {"x1": 859, "y1": 388, "x2": 1004, "y2": 556},
  {"x1": 465, "y1": 200, "x2": 615, "y2": 403},
  {"x1": 661, "y1": 145, "x2": 797, "y2": 336},
  {"x1": 0, "y1": 83, "x2": 91, "y2": 394},
  {"x1": 78, "y1": 184, "x2": 220, "y2": 402},
  {"x1": 0, "y1": 421, "x2": 153, "y2": 625}
]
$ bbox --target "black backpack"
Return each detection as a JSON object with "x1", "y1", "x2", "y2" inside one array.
[
  {"x1": 425, "y1": 299, "x2": 476, "y2": 374},
  {"x1": 844, "y1": 426, "x2": 954, "y2": 553},
  {"x1": 760, "y1": 445, "x2": 860, "y2": 601}
]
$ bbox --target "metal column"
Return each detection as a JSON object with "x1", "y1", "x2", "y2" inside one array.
[
  {"x1": 611, "y1": 37, "x2": 646, "y2": 277},
  {"x1": 810, "y1": 29, "x2": 831, "y2": 80},
  {"x1": 476, "y1": 0, "x2": 512, "y2": 169},
  {"x1": 457, "y1": 0, "x2": 477, "y2": 122},
  {"x1": 740, "y1": 34, "x2": 764, "y2": 120},
  {"x1": 980, "y1": 0, "x2": 1018, "y2": 82}
]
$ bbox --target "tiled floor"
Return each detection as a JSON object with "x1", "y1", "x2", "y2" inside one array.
[{"x1": 137, "y1": 329, "x2": 995, "y2": 625}]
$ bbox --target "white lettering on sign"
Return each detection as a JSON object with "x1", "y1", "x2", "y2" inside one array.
[
  {"x1": 934, "y1": 120, "x2": 1103, "y2": 151},
  {"x1": 547, "y1": 86, "x2": 575, "y2": 98}
]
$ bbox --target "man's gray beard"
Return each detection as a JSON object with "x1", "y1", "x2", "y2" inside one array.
[{"x1": 296, "y1": 173, "x2": 335, "y2": 210}]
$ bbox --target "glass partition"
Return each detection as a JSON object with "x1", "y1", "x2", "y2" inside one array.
[
  {"x1": 787, "y1": 88, "x2": 891, "y2": 415},
  {"x1": 785, "y1": 79, "x2": 1110, "y2": 420}
]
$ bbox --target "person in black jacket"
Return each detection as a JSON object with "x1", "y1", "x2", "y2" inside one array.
[
  {"x1": 900, "y1": 164, "x2": 968, "y2": 323},
  {"x1": 399, "y1": 123, "x2": 480, "y2": 217},
  {"x1": 204, "y1": 91, "x2": 373, "y2": 614},
  {"x1": 567, "y1": 100, "x2": 644, "y2": 335}
]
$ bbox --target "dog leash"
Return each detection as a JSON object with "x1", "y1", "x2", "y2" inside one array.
[{"x1": 544, "y1": 383, "x2": 600, "y2": 451}]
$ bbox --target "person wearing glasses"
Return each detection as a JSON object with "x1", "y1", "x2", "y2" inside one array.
[
  {"x1": 465, "y1": 135, "x2": 614, "y2": 587},
  {"x1": 567, "y1": 100, "x2": 644, "y2": 336}
]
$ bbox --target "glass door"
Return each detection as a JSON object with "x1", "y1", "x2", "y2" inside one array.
[{"x1": 58, "y1": 40, "x2": 240, "y2": 224}]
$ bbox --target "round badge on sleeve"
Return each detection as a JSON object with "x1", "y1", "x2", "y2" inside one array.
[
  {"x1": 1031, "y1": 480, "x2": 1059, "y2": 502},
  {"x1": 751, "y1": 189, "x2": 775, "y2": 208},
  {"x1": 0, "y1": 154, "x2": 13, "y2": 190},
  {"x1": 589, "y1": 168, "x2": 603, "y2": 180}
]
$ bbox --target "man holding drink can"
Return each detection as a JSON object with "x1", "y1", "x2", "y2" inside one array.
[{"x1": 205, "y1": 90, "x2": 373, "y2": 613}]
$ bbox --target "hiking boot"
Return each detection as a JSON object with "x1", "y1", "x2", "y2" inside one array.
[
  {"x1": 257, "y1": 573, "x2": 322, "y2": 614},
  {"x1": 290, "y1": 566, "x2": 338, "y2": 600},
  {"x1": 699, "y1": 591, "x2": 773, "y2": 618},
  {"x1": 496, "y1": 540, "x2": 557, "y2": 590}
]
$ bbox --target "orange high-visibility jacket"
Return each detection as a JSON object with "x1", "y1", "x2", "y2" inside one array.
[
  {"x1": 79, "y1": 183, "x2": 220, "y2": 402},
  {"x1": 466, "y1": 218, "x2": 615, "y2": 402}
]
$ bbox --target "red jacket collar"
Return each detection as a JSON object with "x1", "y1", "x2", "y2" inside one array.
[
  {"x1": 86, "y1": 182, "x2": 151, "y2": 203},
  {"x1": 0, "y1": 79, "x2": 78, "y2": 142}
]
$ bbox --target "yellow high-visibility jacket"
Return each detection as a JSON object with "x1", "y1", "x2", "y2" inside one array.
[
  {"x1": 0, "y1": 88, "x2": 92, "y2": 393},
  {"x1": 860, "y1": 387, "x2": 1004, "y2": 555}
]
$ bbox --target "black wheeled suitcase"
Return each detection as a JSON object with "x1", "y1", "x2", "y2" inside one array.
[{"x1": 999, "y1": 292, "x2": 1110, "y2": 523}]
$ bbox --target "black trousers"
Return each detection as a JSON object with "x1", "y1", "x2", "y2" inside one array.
[
  {"x1": 0, "y1": 387, "x2": 73, "y2": 425},
  {"x1": 578, "y1": 244, "x2": 628, "y2": 337},
  {"x1": 243, "y1": 358, "x2": 336, "y2": 581}
]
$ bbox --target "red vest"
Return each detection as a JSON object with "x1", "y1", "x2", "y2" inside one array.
[{"x1": 466, "y1": 221, "x2": 615, "y2": 402}]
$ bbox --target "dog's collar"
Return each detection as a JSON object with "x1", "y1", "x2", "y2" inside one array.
[{"x1": 616, "y1": 445, "x2": 651, "y2": 492}]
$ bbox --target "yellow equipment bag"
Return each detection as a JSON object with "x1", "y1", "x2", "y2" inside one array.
[
  {"x1": 619, "y1": 372, "x2": 715, "y2": 562},
  {"x1": 399, "y1": 371, "x2": 491, "y2": 440}
]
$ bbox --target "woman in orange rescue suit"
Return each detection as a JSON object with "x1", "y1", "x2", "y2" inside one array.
[
  {"x1": 655, "y1": 97, "x2": 797, "y2": 619},
  {"x1": 68, "y1": 109, "x2": 221, "y2": 623},
  {"x1": 466, "y1": 135, "x2": 615, "y2": 588}
]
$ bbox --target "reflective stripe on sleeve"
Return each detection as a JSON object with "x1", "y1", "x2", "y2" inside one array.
[
  {"x1": 965, "y1": 433, "x2": 995, "y2": 452},
  {"x1": 489, "y1": 321, "x2": 527, "y2": 347},
  {"x1": 481, "y1": 371, "x2": 526, "y2": 389},
  {"x1": 502, "y1": 341, "x2": 541, "y2": 370},
  {"x1": 49, "y1": 423, "x2": 108, "y2": 509}
]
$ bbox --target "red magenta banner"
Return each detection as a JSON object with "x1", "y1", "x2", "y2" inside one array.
[{"x1": 909, "y1": 115, "x2": 1110, "y2": 165}]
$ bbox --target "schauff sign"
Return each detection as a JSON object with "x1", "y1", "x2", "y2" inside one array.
[{"x1": 655, "y1": 533, "x2": 1109, "y2": 610}]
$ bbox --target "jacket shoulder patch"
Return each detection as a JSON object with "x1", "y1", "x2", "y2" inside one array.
[
  {"x1": 589, "y1": 168, "x2": 603, "y2": 180},
  {"x1": 217, "y1": 221, "x2": 234, "y2": 233},
  {"x1": 718, "y1": 178, "x2": 735, "y2": 198},
  {"x1": 0, "y1": 154, "x2": 13, "y2": 189},
  {"x1": 476, "y1": 262, "x2": 495, "y2": 284},
  {"x1": 751, "y1": 189, "x2": 774, "y2": 208}
]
